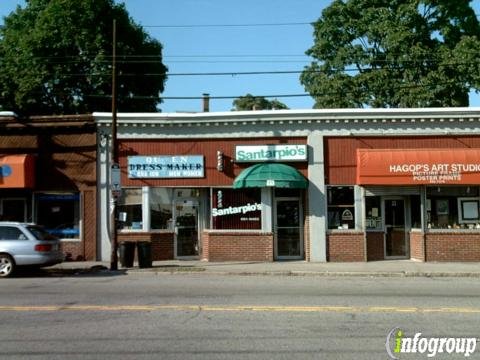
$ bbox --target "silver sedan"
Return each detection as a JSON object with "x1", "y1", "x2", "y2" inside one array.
[{"x1": 0, "y1": 222, "x2": 64, "y2": 277}]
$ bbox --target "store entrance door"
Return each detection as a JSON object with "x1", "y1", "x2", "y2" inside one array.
[
  {"x1": 174, "y1": 200, "x2": 199, "y2": 258},
  {"x1": 384, "y1": 198, "x2": 408, "y2": 258},
  {"x1": 274, "y1": 198, "x2": 303, "y2": 260}
]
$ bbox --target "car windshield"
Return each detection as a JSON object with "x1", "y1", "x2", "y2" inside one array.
[{"x1": 27, "y1": 226, "x2": 58, "y2": 241}]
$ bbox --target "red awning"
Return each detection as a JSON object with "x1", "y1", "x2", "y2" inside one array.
[
  {"x1": 0, "y1": 155, "x2": 35, "y2": 188},
  {"x1": 357, "y1": 149, "x2": 480, "y2": 185}
]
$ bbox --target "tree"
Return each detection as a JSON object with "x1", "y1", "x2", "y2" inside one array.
[
  {"x1": 0, "y1": 0, "x2": 168, "y2": 115},
  {"x1": 232, "y1": 94, "x2": 289, "y2": 110},
  {"x1": 300, "y1": 0, "x2": 480, "y2": 108}
]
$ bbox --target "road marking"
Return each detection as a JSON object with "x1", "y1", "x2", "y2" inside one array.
[{"x1": 0, "y1": 305, "x2": 479, "y2": 314}]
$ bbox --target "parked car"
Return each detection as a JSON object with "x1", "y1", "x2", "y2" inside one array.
[{"x1": 0, "y1": 222, "x2": 64, "y2": 277}]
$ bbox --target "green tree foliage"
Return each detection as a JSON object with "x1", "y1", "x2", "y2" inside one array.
[
  {"x1": 0, "y1": 0, "x2": 168, "y2": 115},
  {"x1": 300, "y1": 0, "x2": 480, "y2": 108},
  {"x1": 232, "y1": 94, "x2": 289, "y2": 110}
]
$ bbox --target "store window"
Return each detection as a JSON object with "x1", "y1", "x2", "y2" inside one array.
[
  {"x1": 212, "y1": 188, "x2": 261, "y2": 230},
  {"x1": 35, "y1": 193, "x2": 80, "y2": 239},
  {"x1": 150, "y1": 188, "x2": 174, "y2": 230},
  {"x1": 426, "y1": 186, "x2": 480, "y2": 229},
  {"x1": 410, "y1": 195, "x2": 422, "y2": 229},
  {"x1": 118, "y1": 188, "x2": 142, "y2": 230},
  {"x1": 327, "y1": 186, "x2": 355, "y2": 230},
  {"x1": 365, "y1": 196, "x2": 382, "y2": 230}
]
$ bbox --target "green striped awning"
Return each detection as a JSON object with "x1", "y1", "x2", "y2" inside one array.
[{"x1": 233, "y1": 163, "x2": 308, "y2": 189}]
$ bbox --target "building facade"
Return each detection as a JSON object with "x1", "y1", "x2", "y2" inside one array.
[
  {"x1": 0, "y1": 113, "x2": 97, "y2": 261},
  {"x1": 95, "y1": 108, "x2": 480, "y2": 262}
]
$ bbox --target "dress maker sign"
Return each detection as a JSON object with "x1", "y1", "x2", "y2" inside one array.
[
  {"x1": 128, "y1": 155, "x2": 204, "y2": 178},
  {"x1": 357, "y1": 149, "x2": 480, "y2": 185}
]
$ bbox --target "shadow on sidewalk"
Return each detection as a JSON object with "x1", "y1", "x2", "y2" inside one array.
[{"x1": 10, "y1": 265, "x2": 128, "y2": 278}]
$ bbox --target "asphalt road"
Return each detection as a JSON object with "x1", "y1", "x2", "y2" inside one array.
[{"x1": 0, "y1": 272, "x2": 479, "y2": 359}]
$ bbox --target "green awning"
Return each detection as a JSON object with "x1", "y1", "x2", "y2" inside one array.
[{"x1": 233, "y1": 163, "x2": 308, "y2": 189}]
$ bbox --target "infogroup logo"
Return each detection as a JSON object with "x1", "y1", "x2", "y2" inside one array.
[{"x1": 386, "y1": 327, "x2": 477, "y2": 359}]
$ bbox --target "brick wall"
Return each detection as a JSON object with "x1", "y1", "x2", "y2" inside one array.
[
  {"x1": 61, "y1": 241, "x2": 84, "y2": 261},
  {"x1": 202, "y1": 231, "x2": 274, "y2": 262},
  {"x1": 366, "y1": 232, "x2": 384, "y2": 261},
  {"x1": 425, "y1": 232, "x2": 480, "y2": 261},
  {"x1": 327, "y1": 231, "x2": 365, "y2": 262},
  {"x1": 118, "y1": 232, "x2": 174, "y2": 261},
  {"x1": 410, "y1": 231, "x2": 425, "y2": 261}
]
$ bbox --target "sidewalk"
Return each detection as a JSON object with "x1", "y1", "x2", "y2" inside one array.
[{"x1": 50, "y1": 260, "x2": 480, "y2": 278}]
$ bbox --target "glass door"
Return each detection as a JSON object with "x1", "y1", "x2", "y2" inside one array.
[
  {"x1": 275, "y1": 198, "x2": 303, "y2": 260},
  {"x1": 384, "y1": 198, "x2": 408, "y2": 258},
  {"x1": 174, "y1": 200, "x2": 199, "y2": 258}
]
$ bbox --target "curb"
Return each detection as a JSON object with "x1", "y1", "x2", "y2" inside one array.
[
  {"x1": 46, "y1": 265, "x2": 480, "y2": 278},
  {"x1": 123, "y1": 268, "x2": 480, "y2": 278}
]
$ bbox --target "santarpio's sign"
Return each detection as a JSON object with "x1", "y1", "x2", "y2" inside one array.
[
  {"x1": 128, "y1": 155, "x2": 204, "y2": 178},
  {"x1": 357, "y1": 149, "x2": 480, "y2": 185},
  {"x1": 235, "y1": 144, "x2": 307, "y2": 162}
]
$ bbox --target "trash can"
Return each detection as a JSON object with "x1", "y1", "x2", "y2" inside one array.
[
  {"x1": 119, "y1": 241, "x2": 135, "y2": 268},
  {"x1": 137, "y1": 241, "x2": 152, "y2": 268}
]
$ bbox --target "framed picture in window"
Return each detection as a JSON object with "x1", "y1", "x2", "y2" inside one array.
[
  {"x1": 436, "y1": 199, "x2": 449, "y2": 215},
  {"x1": 458, "y1": 198, "x2": 480, "y2": 223}
]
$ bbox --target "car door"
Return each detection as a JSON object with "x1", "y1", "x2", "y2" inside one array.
[{"x1": 0, "y1": 226, "x2": 33, "y2": 265}]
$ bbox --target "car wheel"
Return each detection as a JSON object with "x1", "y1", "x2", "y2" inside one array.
[{"x1": 0, "y1": 254, "x2": 15, "y2": 277}]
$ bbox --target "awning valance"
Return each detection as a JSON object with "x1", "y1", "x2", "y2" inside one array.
[
  {"x1": 357, "y1": 149, "x2": 480, "y2": 185},
  {"x1": 0, "y1": 155, "x2": 35, "y2": 188},
  {"x1": 233, "y1": 163, "x2": 308, "y2": 189}
]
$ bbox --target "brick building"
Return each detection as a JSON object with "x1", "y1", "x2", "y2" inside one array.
[
  {"x1": 0, "y1": 113, "x2": 97, "y2": 261},
  {"x1": 95, "y1": 108, "x2": 480, "y2": 263}
]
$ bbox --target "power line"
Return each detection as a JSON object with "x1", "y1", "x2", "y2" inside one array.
[
  {"x1": 142, "y1": 22, "x2": 312, "y2": 28},
  {"x1": 81, "y1": 79, "x2": 470, "y2": 101}
]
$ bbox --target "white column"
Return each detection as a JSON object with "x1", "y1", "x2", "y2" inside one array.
[
  {"x1": 97, "y1": 127, "x2": 112, "y2": 261},
  {"x1": 142, "y1": 186, "x2": 150, "y2": 231},
  {"x1": 261, "y1": 187, "x2": 273, "y2": 232},
  {"x1": 307, "y1": 131, "x2": 327, "y2": 262},
  {"x1": 354, "y1": 185, "x2": 363, "y2": 230}
]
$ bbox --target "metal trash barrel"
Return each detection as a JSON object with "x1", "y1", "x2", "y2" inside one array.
[
  {"x1": 119, "y1": 241, "x2": 135, "y2": 268},
  {"x1": 137, "y1": 241, "x2": 152, "y2": 268}
]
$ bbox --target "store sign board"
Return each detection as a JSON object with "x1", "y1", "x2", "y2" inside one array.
[
  {"x1": 235, "y1": 145, "x2": 307, "y2": 162},
  {"x1": 128, "y1": 155, "x2": 204, "y2": 178},
  {"x1": 357, "y1": 149, "x2": 480, "y2": 185}
]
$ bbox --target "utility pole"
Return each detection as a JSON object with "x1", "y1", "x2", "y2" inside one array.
[{"x1": 110, "y1": 19, "x2": 119, "y2": 271}]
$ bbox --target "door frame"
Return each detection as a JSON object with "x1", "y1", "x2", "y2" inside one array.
[
  {"x1": 173, "y1": 198, "x2": 200, "y2": 259},
  {"x1": 383, "y1": 196, "x2": 410, "y2": 259},
  {"x1": 273, "y1": 196, "x2": 304, "y2": 260}
]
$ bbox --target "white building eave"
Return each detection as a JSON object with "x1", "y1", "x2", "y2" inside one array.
[{"x1": 93, "y1": 107, "x2": 480, "y2": 125}]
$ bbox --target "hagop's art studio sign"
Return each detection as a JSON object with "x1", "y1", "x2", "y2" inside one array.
[
  {"x1": 128, "y1": 155, "x2": 204, "y2": 178},
  {"x1": 357, "y1": 149, "x2": 480, "y2": 185}
]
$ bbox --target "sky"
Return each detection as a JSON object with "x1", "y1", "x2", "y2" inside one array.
[{"x1": 0, "y1": 0, "x2": 479, "y2": 113}]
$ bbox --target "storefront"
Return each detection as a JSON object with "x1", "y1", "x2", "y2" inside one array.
[
  {"x1": 325, "y1": 136, "x2": 480, "y2": 262},
  {"x1": 95, "y1": 108, "x2": 480, "y2": 263},
  {"x1": 0, "y1": 113, "x2": 97, "y2": 261},
  {"x1": 95, "y1": 127, "x2": 309, "y2": 262}
]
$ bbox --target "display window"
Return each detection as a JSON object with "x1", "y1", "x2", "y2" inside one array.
[
  {"x1": 35, "y1": 193, "x2": 80, "y2": 239},
  {"x1": 118, "y1": 188, "x2": 142, "y2": 230},
  {"x1": 426, "y1": 186, "x2": 480, "y2": 229},
  {"x1": 365, "y1": 196, "x2": 382, "y2": 230},
  {"x1": 327, "y1": 186, "x2": 355, "y2": 230},
  {"x1": 212, "y1": 188, "x2": 261, "y2": 230},
  {"x1": 150, "y1": 188, "x2": 173, "y2": 230}
]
